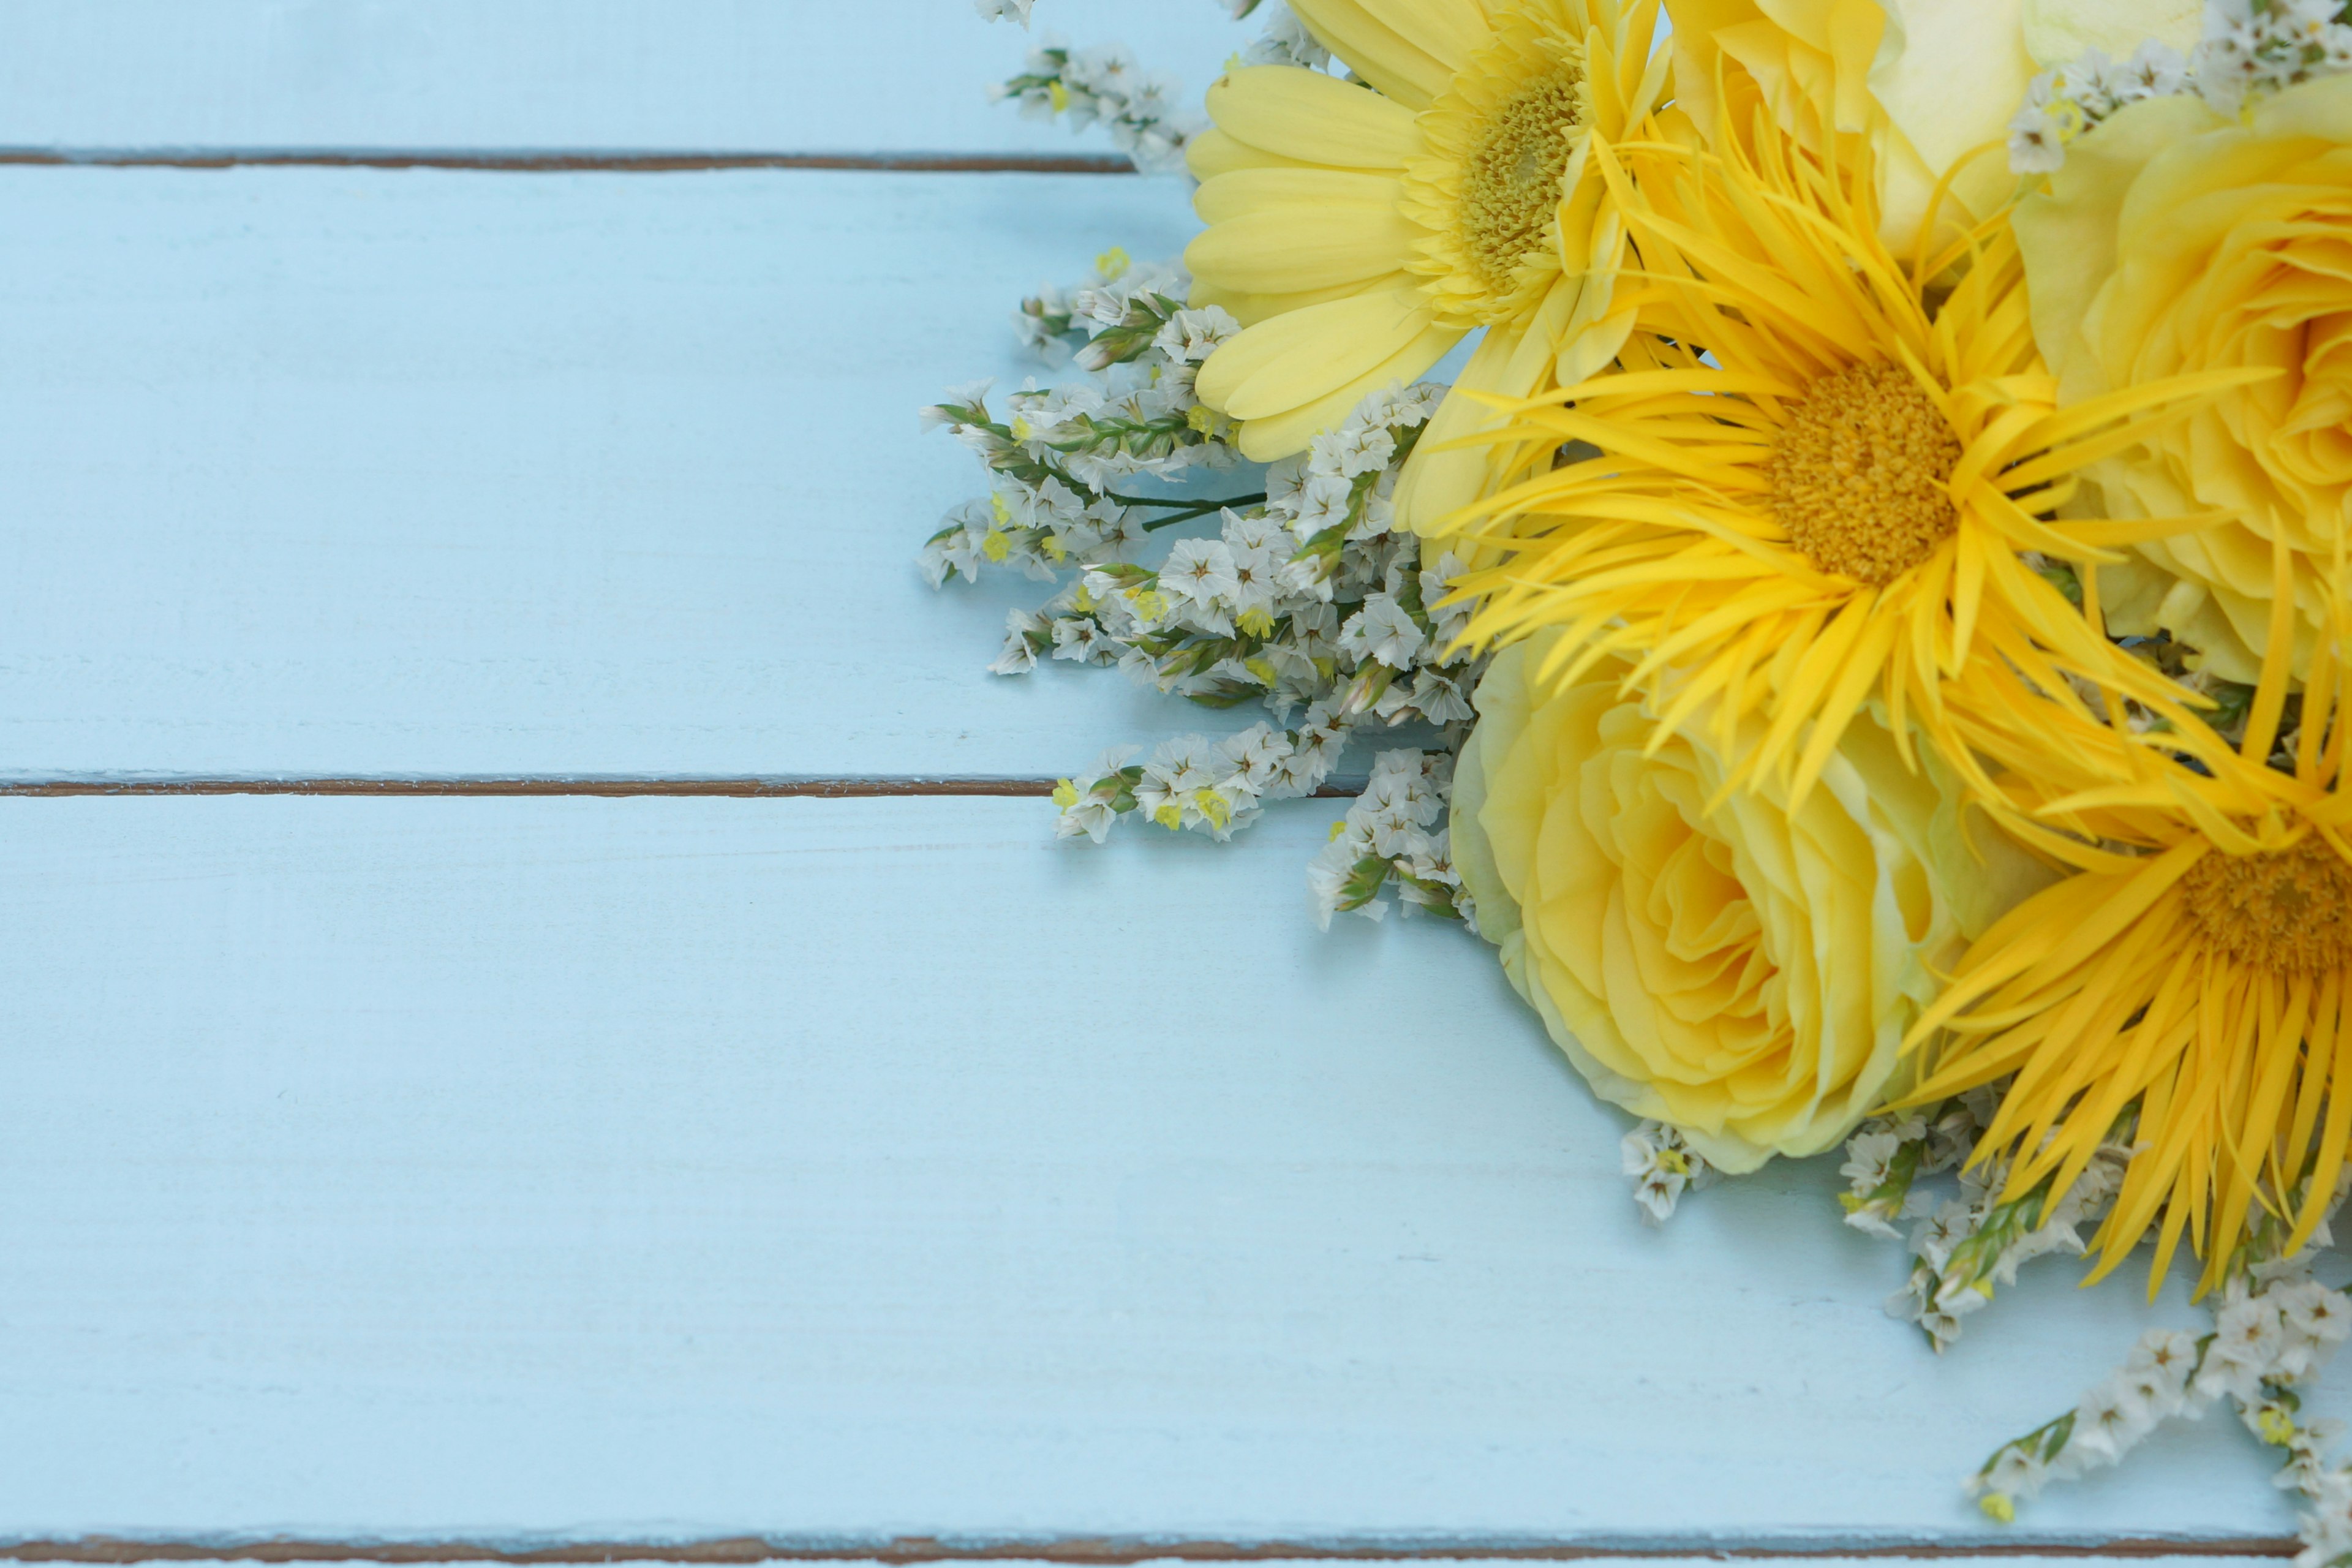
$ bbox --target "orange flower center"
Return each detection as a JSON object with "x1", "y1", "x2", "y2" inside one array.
[
  {"x1": 1770, "y1": 363, "x2": 1962, "y2": 586},
  {"x1": 2182, "y1": 840, "x2": 2352, "y2": 975}
]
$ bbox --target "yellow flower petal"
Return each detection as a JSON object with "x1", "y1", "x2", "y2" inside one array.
[
  {"x1": 1183, "y1": 127, "x2": 1319, "y2": 181},
  {"x1": 1189, "y1": 275, "x2": 1406, "y2": 329},
  {"x1": 1202, "y1": 65, "x2": 1421, "y2": 168},
  {"x1": 1231, "y1": 322, "x2": 1464, "y2": 458},
  {"x1": 1288, "y1": 0, "x2": 1463, "y2": 108},
  {"x1": 1183, "y1": 201, "x2": 1419, "y2": 295},
  {"x1": 2021, "y1": 0, "x2": 2197, "y2": 67},
  {"x1": 1454, "y1": 633, "x2": 2046, "y2": 1172},
  {"x1": 1193, "y1": 167, "x2": 1408, "y2": 225},
  {"x1": 1345, "y1": 0, "x2": 1494, "y2": 73},
  {"x1": 1869, "y1": 0, "x2": 2035, "y2": 236},
  {"x1": 1198, "y1": 284, "x2": 1441, "y2": 414}
]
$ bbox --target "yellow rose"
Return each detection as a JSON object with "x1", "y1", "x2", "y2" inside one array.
[
  {"x1": 2015, "y1": 79, "x2": 2352, "y2": 681},
  {"x1": 1451, "y1": 633, "x2": 2051, "y2": 1172},
  {"x1": 1664, "y1": 0, "x2": 2037, "y2": 249}
]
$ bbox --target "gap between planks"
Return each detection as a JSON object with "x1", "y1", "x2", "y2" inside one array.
[
  {"x1": 0, "y1": 1540, "x2": 2301, "y2": 1564},
  {"x1": 0, "y1": 780, "x2": 1357, "y2": 799},
  {"x1": 0, "y1": 149, "x2": 1136, "y2": 173}
]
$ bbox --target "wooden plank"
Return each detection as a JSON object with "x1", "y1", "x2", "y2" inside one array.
[
  {"x1": 0, "y1": 1, "x2": 1247, "y2": 159},
  {"x1": 0, "y1": 1560, "x2": 2299, "y2": 1567},
  {"x1": 0, "y1": 794, "x2": 2315, "y2": 1543},
  {"x1": 0, "y1": 165, "x2": 1259, "y2": 782}
]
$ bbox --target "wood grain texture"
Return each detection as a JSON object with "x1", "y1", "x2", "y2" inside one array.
[
  {"x1": 0, "y1": 1, "x2": 1244, "y2": 158},
  {"x1": 0, "y1": 794, "x2": 2324, "y2": 1544},
  {"x1": 0, "y1": 166, "x2": 1268, "y2": 782}
]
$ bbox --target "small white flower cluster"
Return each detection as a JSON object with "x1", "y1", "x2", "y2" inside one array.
[
  {"x1": 1622, "y1": 1121, "x2": 1717, "y2": 1226},
  {"x1": 920, "y1": 258, "x2": 1239, "y2": 593},
  {"x1": 1055, "y1": 712, "x2": 1348, "y2": 845},
  {"x1": 973, "y1": 0, "x2": 1038, "y2": 23},
  {"x1": 992, "y1": 34, "x2": 1201, "y2": 174},
  {"x1": 924, "y1": 263, "x2": 1485, "y2": 918},
  {"x1": 2011, "y1": 0, "x2": 2352, "y2": 173},
  {"x1": 2198, "y1": 0, "x2": 2352, "y2": 115},
  {"x1": 1835, "y1": 1094, "x2": 1991, "y2": 1239},
  {"x1": 1235, "y1": 2, "x2": 1335, "y2": 71},
  {"x1": 1306, "y1": 748, "x2": 1469, "y2": 929},
  {"x1": 2008, "y1": 40, "x2": 2193, "y2": 172},
  {"x1": 1967, "y1": 1186, "x2": 2352, "y2": 1547},
  {"x1": 1869, "y1": 1102, "x2": 2133, "y2": 1351}
]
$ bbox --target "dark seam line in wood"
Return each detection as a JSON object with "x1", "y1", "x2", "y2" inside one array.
[
  {"x1": 0, "y1": 1539, "x2": 2301, "y2": 1564},
  {"x1": 0, "y1": 780, "x2": 1362, "y2": 800},
  {"x1": 0, "y1": 149, "x2": 1137, "y2": 174}
]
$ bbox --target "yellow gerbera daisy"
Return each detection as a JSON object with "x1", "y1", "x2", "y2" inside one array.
[
  {"x1": 1184, "y1": 0, "x2": 1669, "y2": 537},
  {"x1": 1902, "y1": 568, "x2": 2352, "y2": 1297},
  {"x1": 1445, "y1": 87, "x2": 2262, "y2": 808}
]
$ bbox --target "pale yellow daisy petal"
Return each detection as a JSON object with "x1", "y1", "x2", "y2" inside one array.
[
  {"x1": 1287, "y1": 0, "x2": 1458, "y2": 108},
  {"x1": 1189, "y1": 275, "x2": 1410, "y2": 329},
  {"x1": 1201, "y1": 66, "x2": 1422, "y2": 168},
  {"x1": 1343, "y1": 0, "x2": 1495, "y2": 74},
  {"x1": 1183, "y1": 127, "x2": 1322, "y2": 181},
  {"x1": 1193, "y1": 168, "x2": 1408, "y2": 225},
  {"x1": 1397, "y1": 275, "x2": 1582, "y2": 557},
  {"x1": 1183, "y1": 202, "x2": 1419, "y2": 295},
  {"x1": 1233, "y1": 325, "x2": 1464, "y2": 458},
  {"x1": 1199, "y1": 284, "x2": 1444, "y2": 418}
]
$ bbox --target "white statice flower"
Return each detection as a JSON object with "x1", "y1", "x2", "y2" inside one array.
[
  {"x1": 2007, "y1": 96, "x2": 2070, "y2": 175},
  {"x1": 920, "y1": 497, "x2": 998, "y2": 587},
  {"x1": 974, "y1": 0, "x2": 1036, "y2": 21},
  {"x1": 1409, "y1": 669, "x2": 1473, "y2": 725},
  {"x1": 1306, "y1": 838, "x2": 1384, "y2": 929},
  {"x1": 1219, "y1": 721, "x2": 1293, "y2": 790},
  {"x1": 1049, "y1": 614, "x2": 1114, "y2": 664},
  {"x1": 1131, "y1": 736, "x2": 1228, "y2": 833},
  {"x1": 1015, "y1": 284, "x2": 1079, "y2": 365},
  {"x1": 1159, "y1": 537, "x2": 1240, "y2": 627},
  {"x1": 2127, "y1": 1329, "x2": 2203, "y2": 1408},
  {"x1": 1052, "y1": 745, "x2": 1138, "y2": 844},
  {"x1": 921, "y1": 378, "x2": 997, "y2": 430},
  {"x1": 1352, "y1": 469, "x2": 1400, "y2": 540},
  {"x1": 1151, "y1": 306, "x2": 1240, "y2": 364},
  {"x1": 1310, "y1": 421, "x2": 1397, "y2": 479},
  {"x1": 1841, "y1": 1128, "x2": 1903, "y2": 1191},
  {"x1": 1290, "y1": 472, "x2": 1355, "y2": 536},
  {"x1": 2112, "y1": 39, "x2": 2191, "y2": 102},
  {"x1": 1238, "y1": 2, "x2": 1332, "y2": 70},
  {"x1": 990, "y1": 608, "x2": 1046, "y2": 674},
  {"x1": 2068, "y1": 1377, "x2": 2157, "y2": 1469},
  {"x1": 1621, "y1": 1120, "x2": 1717, "y2": 1226},
  {"x1": 1975, "y1": 1442, "x2": 2051, "y2": 1507},
  {"x1": 1419, "y1": 549, "x2": 1471, "y2": 646},
  {"x1": 1338, "y1": 593, "x2": 1427, "y2": 669}
]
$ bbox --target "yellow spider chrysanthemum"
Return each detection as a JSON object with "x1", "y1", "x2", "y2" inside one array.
[
  {"x1": 1184, "y1": 0, "x2": 1668, "y2": 538},
  {"x1": 1446, "y1": 90, "x2": 2261, "y2": 807},
  {"x1": 1902, "y1": 575, "x2": 2352, "y2": 1297}
]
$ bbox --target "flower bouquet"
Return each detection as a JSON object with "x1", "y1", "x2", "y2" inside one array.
[{"x1": 929, "y1": 0, "x2": 2352, "y2": 1547}]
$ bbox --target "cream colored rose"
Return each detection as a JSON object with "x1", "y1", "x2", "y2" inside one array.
[
  {"x1": 1665, "y1": 0, "x2": 2037, "y2": 249},
  {"x1": 2016, "y1": 79, "x2": 2352, "y2": 681},
  {"x1": 1451, "y1": 632, "x2": 2051, "y2": 1172}
]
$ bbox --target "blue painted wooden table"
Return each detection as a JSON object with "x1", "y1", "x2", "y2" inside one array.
[{"x1": 0, "y1": 4, "x2": 2319, "y2": 1561}]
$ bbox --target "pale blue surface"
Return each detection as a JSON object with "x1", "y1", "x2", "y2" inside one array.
[
  {"x1": 0, "y1": 798, "x2": 2318, "y2": 1542},
  {"x1": 0, "y1": 167, "x2": 1264, "y2": 780},
  {"x1": 0, "y1": 1, "x2": 1250, "y2": 158},
  {"x1": 0, "y1": 2, "x2": 2328, "y2": 1549}
]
